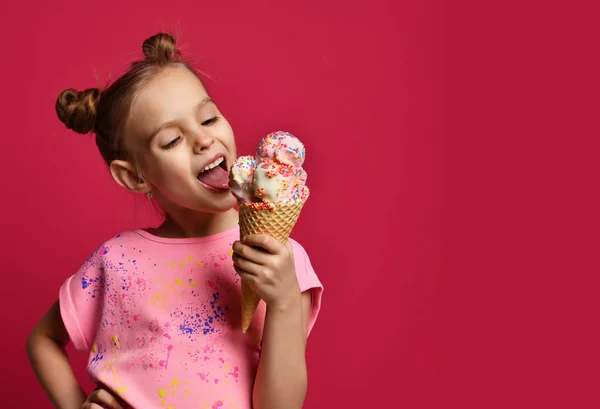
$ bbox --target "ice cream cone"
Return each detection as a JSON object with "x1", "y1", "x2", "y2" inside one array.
[{"x1": 238, "y1": 199, "x2": 307, "y2": 333}]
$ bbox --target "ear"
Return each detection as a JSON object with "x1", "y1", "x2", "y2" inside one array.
[{"x1": 109, "y1": 159, "x2": 150, "y2": 194}]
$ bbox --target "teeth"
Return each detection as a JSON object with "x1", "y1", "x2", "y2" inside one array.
[{"x1": 203, "y1": 157, "x2": 224, "y2": 172}]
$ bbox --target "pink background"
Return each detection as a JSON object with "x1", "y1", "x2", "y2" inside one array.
[
  {"x1": 3, "y1": 1, "x2": 596, "y2": 408},
  {"x1": 1, "y1": 1, "x2": 442, "y2": 408}
]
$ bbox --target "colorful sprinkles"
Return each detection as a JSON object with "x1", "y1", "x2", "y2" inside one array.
[{"x1": 229, "y1": 131, "x2": 310, "y2": 207}]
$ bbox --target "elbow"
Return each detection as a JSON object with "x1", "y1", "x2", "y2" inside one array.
[
  {"x1": 26, "y1": 326, "x2": 43, "y2": 358},
  {"x1": 26, "y1": 326, "x2": 57, "y2": 362},
  {"x1": 26, "y1": 328, "x2": 39, "y2": 363}
]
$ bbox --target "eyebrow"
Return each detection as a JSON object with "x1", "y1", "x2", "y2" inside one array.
[{"x1": 147, "y1": 97, "x2": 215, "y2": 141}]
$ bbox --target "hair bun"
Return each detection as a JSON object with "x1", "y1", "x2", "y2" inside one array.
[
  {"x1": 142, "y1": 33, "x2": 181, "y2": 62},
  {"x1": 55, "y1": 88, "x2": 100, "y2": 134}
]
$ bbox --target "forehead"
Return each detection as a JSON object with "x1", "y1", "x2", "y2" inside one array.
[{"x1": 126, "y1": 65, "x2": 209, "y2": 137}]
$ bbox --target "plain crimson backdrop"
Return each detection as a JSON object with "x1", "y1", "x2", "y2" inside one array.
[{"x1": 0, "y1": 1, "x2": 442, "y2": 408}]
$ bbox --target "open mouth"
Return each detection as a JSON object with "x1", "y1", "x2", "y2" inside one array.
[{"x1": 197, "y1": 156, "x2": 230, "y2": 191}]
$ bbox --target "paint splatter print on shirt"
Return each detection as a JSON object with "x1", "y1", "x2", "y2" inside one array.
[{"x1": 59, "y1": 226, "x2": 323, "y2": 409}]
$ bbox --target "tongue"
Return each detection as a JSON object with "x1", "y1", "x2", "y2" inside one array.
[{"x1": 197, "y1": 166, "x2": 230, "y2": 190}]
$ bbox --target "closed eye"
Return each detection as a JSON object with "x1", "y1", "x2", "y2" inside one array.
[
  {"x1": 201, "y1": 116, "x2": 220, "y2": 126},
  {"x1": 161, "y1": 136, "x2": 181, "y2": 149}
]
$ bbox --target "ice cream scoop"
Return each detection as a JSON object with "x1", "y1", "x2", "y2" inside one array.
[
  {"x1": 251, "y1": 160, "x2": 307, "y2": 203},
  {"x1": 257, "y1": 131, "x2": 306, "y2": 167},
  {"x1": 230, "y1": 131, "x2": 309, "y2": 209},
  {"x1": 229, "y1": 155, "x2": 256, "y2": 203}
]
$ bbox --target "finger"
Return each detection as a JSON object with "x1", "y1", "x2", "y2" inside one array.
[
  {"x1": 232, "y1": 253, "x2": 262, "y2": 276},
  {"x1": 234, "y1": 265, "x2": 258, "y2": 287},
  {"x1": 90, "y1": 388, "x2": 125, "y2": 409},
  {"x1": 232, "y1": 241, "x2": 269, "y2": 265},
  {"x1": 242, "y1": 234, "x2": 285, "y2": 254}
]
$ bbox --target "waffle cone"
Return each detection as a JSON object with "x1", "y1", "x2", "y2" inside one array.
[{"x1": 238, "y1": 199, "x2": 307, "y2": 333}]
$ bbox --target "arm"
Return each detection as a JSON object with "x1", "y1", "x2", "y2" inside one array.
[
  {"x1": 232, "y1": 234, "x2": 319, "y2": 409},
  {"x1": 27, "y1": 301, "x2": 127, "y2": 409},
  {"x1": 26, "y1": 300, "x2": 87, "y2": 409},
  {"x1": 252, "y1": 291, "x2": 312, "y2": 409}
]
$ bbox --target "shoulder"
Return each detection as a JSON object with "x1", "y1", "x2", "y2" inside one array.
[
  {"x1": 288, "y1": 237, "x2": 324, "y2": 336},
  {"x1": 288, "y1": 237, "x2": 308, "y2": 256},
  {"x1": 288, "y1": 238, "x2": 311, "y2": 269},
  {"x1": 94, "y1": 229, "x2": 153, "y2": 250},
  {"x1": 288, "y1": 237, "x2": 322, "y2": 286},
  {"x1": 101, "y1": 229, "x2": 146, "y2": 246},
  {"x1": 80, "y1": 230, "x2": 148, "y2": 264}
]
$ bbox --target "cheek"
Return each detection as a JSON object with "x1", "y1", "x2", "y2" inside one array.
[
  {"x1": 140, "y1": 153, "x2": 190, "y2": 185},
  {"x1": 219, "y1": 121, "x2": 237, "y2": 156},
  {"x1": 228, "y1": 143, "x2": 237, "y2": 159}
]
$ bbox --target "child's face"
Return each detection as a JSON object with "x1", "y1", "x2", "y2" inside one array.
[{"x1": 123, "y1": 64, "x2": 238, "y2": 213}]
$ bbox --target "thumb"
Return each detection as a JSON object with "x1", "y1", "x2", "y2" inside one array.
[{"x1": 89, "y1": 387, "x2": 126, "y2": 409}]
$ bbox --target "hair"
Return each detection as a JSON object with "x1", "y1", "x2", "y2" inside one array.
[{"x1": 55, "y1": 33, "x2": 195, "y2": 165}]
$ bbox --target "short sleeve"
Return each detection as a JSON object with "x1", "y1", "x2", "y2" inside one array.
[
  {"x1": 59, "y1": 247, "x2": 106, "y2": 352},
  {"x1": 289, "y1": 239, "x2": 324, "y2": 336}
]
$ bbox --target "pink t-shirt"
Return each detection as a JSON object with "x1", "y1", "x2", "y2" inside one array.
[{"x1": 59, "y1": 226, "x2": 323, "y2": 409}]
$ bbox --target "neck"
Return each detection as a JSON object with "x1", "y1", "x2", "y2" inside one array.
[{"x1": 151, "y1": 207, "x2": 239, "y2": 239}]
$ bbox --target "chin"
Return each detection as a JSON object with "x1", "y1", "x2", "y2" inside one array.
[{"x1": 200, "y1": 193, "x2": 238, "y2": 213}]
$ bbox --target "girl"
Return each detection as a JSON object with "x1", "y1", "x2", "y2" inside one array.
[{"x1": 26, "y1": 33, "x2": 323, "y2": 409}]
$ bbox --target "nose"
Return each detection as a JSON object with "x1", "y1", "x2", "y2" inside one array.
[{"x1": 191, "y1": 129, "x2": 214, "y2": 154}]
